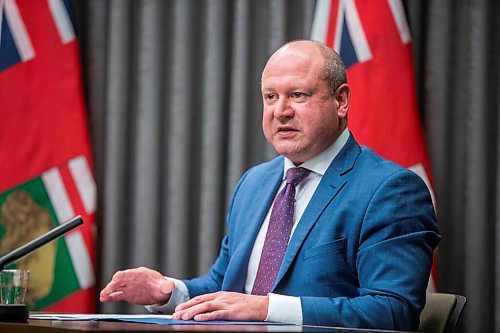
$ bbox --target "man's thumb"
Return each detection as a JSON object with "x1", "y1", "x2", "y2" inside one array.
[{"x1": 158, "y1": 278, "x2": 174, "y2": 295}]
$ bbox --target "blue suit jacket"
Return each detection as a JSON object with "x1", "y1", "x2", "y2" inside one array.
[{"x1": 184, "y1": 134, "x2": 441, "y2": 331}]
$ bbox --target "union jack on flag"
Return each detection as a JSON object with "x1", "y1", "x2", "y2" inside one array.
[{"x1": 0, "y1": 0, "x2": 76, "y2": 71}]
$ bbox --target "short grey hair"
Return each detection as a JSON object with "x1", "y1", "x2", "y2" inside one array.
[{"x1": 313, "y1": 41, "x2": 348, "y2": 95}]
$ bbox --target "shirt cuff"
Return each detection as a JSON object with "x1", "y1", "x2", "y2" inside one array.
[
  {"x1": 265, "y1": 293, "x2": 303, "y2": 325},
  {"x1": 145, "y1": 277, "x2": 190, "y2": 314}
]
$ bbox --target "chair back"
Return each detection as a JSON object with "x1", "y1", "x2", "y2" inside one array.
[{"x1": 418, "y1": 292, "x2": 466, "y2": 333}]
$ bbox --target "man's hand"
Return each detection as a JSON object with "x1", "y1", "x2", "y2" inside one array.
[
  {"x1": 172, "y1": 291, "x2": 269, "y2": 321},
  {"x1": 99, "y1": 267, "x2": 174, "y2": 306}
]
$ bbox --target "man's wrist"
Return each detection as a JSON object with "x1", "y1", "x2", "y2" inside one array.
[{"x1": 261, "y1": 295, "x2": 270, "y2": 321}]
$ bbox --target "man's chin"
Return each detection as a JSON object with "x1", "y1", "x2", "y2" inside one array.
[{"x1": 275, "y1": 148, "x2": 307, "y2": 164}]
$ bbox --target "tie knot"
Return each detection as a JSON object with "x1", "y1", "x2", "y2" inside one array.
[{"x1": 285, "y1": 167, "x2": 310, "y2": 187}]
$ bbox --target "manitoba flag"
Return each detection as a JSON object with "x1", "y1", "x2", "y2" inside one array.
[
  {"x1": 0, "y1": 0, "x2": 96, "y2": 312},
  {"x1": 311, "y1": 0, "x2": 438, "y2": 291}
]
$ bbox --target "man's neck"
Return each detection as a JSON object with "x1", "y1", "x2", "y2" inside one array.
[{"x1": 283, "y1": 128, "x2": 350, "y2": 177}]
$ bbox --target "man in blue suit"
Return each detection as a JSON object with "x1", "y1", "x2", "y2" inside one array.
[{"x1": 100, "y1": 40, "x2": 440, "y2": 331}]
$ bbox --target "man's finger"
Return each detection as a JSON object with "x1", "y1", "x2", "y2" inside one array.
[
  {"x1": 100, "y1": 290, "x2": 124, "y2": 302},
  {"x1": 174, "y1": 299, "x2": 219, "y2": 320},
  {"x1": 99, "y1": 283, "x2": 116, "y2": 298},
  {"x1": 111, "y1": 270, "x2": 127, "y2": 283},
  {"x1": 181, "y1": 302, "x2": 214, "y2": 320},
  {"x1": 107, "y1": 291, "x2": 125, "y2": 301},
  {"x1": 175, "y1": 294, "x2": 214, "y2": 312},
  {"x1": 100, "y1": 280, "x2": 124, "y2": 297},
  {"x1": 193, "y1": 310, "x2": 228, "y2": 321}
]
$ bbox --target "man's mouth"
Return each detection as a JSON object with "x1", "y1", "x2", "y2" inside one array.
[{"x1": 277, "y1": 127, "x2": 297, "y2": 132}]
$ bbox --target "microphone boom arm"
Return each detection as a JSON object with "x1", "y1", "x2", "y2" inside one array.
[{"x1": 0, "y1": 215, "x2": 83, "y2": 270}]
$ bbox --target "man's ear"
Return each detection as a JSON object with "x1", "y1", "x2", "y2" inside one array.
[{"x1": 335, "y1": 84, "x2": 350, "y2": 119}]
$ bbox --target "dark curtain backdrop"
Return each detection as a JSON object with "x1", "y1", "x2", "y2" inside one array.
[{"x1": 75, "y1": 1, "x2": 499, "y2": 332}]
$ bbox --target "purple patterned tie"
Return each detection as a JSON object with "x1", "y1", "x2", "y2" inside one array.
[{"x1": 251, "y1": 167, "x2": 310, "y2": 295}]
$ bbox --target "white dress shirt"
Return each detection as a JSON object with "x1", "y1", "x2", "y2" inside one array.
[{"x1": 148, "y1": 129, "x2": 350, "y2": 324}]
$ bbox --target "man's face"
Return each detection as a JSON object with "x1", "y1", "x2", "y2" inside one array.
[{"x1": 261, "y1": 43, "x2": 347, "y2": 165}]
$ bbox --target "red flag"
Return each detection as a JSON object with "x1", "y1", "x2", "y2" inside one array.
[
  {"x1": 311, "y1": 0, "x2": 438, "y2": 291},
  {"x1": 0, "y1": 0, "x2": 96, "y2": 312}
]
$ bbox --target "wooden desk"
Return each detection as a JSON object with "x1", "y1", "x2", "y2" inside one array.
[{"x1": 0, "y1": 319, "x2": 410, "y2": 332}]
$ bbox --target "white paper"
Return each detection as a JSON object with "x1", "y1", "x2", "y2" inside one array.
[{"x1": 29, "y1": 313, "x2": 172, "y2": 321}]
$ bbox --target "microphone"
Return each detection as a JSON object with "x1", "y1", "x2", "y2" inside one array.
[{"x1": 0, "y1": 215, "x2": 83, "y2": 270}]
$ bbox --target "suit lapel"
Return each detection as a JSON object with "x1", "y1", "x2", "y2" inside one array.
[{"x1": 273, "y1": 135, "x2": 361, "y2": 289}]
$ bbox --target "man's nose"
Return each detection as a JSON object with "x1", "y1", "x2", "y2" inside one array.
[{"x1": 274, "y1": 98, "x2": 294, "y2": 119}]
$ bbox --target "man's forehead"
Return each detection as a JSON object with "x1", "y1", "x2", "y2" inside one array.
[{"x1": 262, "y1": 48, "x2": 322, "y2": 81}]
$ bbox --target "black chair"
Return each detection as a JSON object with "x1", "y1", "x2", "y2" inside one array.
[{"x1": 418, "y1": 292, "x2": 467, "y2": 333}]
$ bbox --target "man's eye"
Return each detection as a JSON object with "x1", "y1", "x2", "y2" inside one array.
[
  {"x1": 291, "y1": 92, "x2": 305, "y2": 98},
  {"x1": 265, "y1": 94, "x2": 277, "y2": 101}
]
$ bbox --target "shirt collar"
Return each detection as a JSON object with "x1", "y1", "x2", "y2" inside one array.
[{"x1": 283, "y1": 128, "x2": 350, "y2": 178}]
